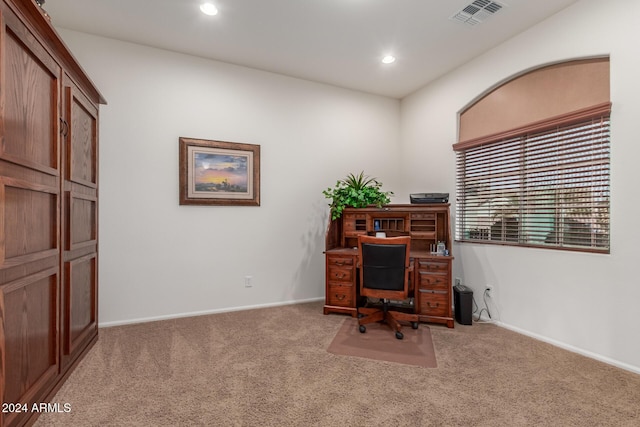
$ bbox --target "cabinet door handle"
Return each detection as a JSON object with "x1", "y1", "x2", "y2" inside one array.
[{"x1": 59, "y1": 118, "x2": 69, "y2": 137}]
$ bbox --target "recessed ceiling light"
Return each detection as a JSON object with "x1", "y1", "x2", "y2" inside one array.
[
  {"x1": 381, "y1": 55, "x2": 396, "y2": 64},
  {"x1": 200, "y1": 2, "x2": 218, "y2": 16}
]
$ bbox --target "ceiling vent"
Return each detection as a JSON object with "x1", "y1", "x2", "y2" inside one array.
[{"x1": 450, "y1": 0, "x2": 506, "y2": 26}]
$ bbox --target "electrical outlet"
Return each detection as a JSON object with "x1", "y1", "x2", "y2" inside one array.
[
  {"x1": 244, "y1": 275, "x2": 253, "y2": 288},
  {"x1": 455, "y1": 277, "x2": 462, "y2": 287},
  {"x1": 485, "y1": 284, "x2": 493, "y2": 297}
]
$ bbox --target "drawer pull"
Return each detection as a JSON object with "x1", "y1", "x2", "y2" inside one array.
[
  {"x1": 334, "y1": 272, "x2": 346, "y2": 279},
  {"x1": 418, "y1": 289, "x2": 447, "y2": 294},
  {"x1": 334, "y1": 261, "x2": 344, "y2": 266},
  {"x1": 427, "y1": 302, "x2": 440, "y2": 308},
  {"x1": 334, "y1": 294, "x2": 345, "y2": 301}
]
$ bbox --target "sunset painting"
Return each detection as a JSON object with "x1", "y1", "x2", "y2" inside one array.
[
  {"x1": 180, "y1": 137, "x2": 260, "y2": 206},
  {"x1": 193, "y1": 151, "x2": 249, "y2": 193}
]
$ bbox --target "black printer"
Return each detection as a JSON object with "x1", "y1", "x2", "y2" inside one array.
[{"x1": 409, "y1": 193, "x2": 449, "y2": 204}]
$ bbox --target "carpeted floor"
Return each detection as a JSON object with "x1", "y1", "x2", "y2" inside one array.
[{"x1": 35, "y1": 301, "x2": 640, "y2": 426}]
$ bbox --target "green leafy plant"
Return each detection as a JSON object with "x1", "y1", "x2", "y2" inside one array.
[{"x1": 322, "y1": 171, "x2": 393, "y2": 220}]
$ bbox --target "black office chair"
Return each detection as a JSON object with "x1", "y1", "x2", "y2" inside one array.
[{"x1": 357, "y1": 235, "x2": 419, "y2": 340}]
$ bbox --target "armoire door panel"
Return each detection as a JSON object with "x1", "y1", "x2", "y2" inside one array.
[
  {"x1": 0, "y1": 12, "x2": 60, "y2": 175},
  {"x1": 62, "y1": 254, "x2": 96, "y2": 360},
  {"x1": 0, "y1": 180, "x2": 58, "y2": 265},
  {"x1": 0, "y1": 268, "x2": 59, "y2": 405},
  {"x1": 66, "y1": 85, "x2": 98, "y2": 188},
  {"x1": 67, "y1": 192, "x2": 97, "y2": 251}
]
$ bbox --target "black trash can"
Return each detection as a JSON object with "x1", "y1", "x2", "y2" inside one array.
[{"x1": 454, "y1": 285, "x2": 473, "y2": 325}]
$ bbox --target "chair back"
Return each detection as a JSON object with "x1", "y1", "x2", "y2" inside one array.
[{"x1": 358, "y1": 235, "x2": 411, "y2": 300}]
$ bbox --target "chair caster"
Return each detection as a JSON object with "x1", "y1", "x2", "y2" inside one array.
[
  {"x1": 395, "y1": 331, "x2": 404, "y2": 340},
  {"x1": 411, "y1": 322, "x2": 419, "y2": 330},
  {"x1": 359, "y1": 325, "x2": 366, "y2": 333}
]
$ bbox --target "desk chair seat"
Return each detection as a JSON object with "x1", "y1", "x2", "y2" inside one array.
[{"x1": 357, "y1": 235, "x2": 419, "y2": 340}]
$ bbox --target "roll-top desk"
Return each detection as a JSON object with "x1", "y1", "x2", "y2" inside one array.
[{"x1": 323, "y1": 204, "x2": 454, "y2": 328}]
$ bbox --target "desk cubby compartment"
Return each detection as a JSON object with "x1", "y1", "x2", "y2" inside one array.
[
  {"x1": 370, "y1": 217, "x2": 405, "y2": 233},
  {"x1": 410, "y1": 212, "x2": 448, "y2": 251},
  {"x1": 411, "y1": 213, "x2": 436, "y2": 232},
  {"x1": 343, "y1": 213, "x2": 367, "y2": 237}
]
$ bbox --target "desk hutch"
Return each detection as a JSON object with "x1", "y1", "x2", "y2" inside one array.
[{"x1": 324, "y1": 204, "x2": 455, "y2": 328}]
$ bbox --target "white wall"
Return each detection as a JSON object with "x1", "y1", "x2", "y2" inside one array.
[
  {"x1": 401, "y1": 0, "x2": 640, "y2": 373},
  {"x1": 57, "y1": 30, "x2": 401, "y2": 326},
  {"x1": 57, "y1": 0, "x2": 640, "y2": 374}
]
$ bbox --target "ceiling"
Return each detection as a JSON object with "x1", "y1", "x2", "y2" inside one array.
[{"x1": 43, "y1": 0, "x2": 579, "y2": 99}]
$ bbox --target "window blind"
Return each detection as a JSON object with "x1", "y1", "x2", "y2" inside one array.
[{"x1": 454, "y1": 111, "x2": 610, "y2": 253}]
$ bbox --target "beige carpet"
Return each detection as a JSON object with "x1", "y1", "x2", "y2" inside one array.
[
  {"x1": 327, "y1": 318, "x2": 437, "y2": 368},
  {"x1": 34, "y1": 301, "x2": 640, "y2": 426}
]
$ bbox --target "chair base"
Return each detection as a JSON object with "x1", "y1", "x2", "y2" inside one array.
[{"x1": 357, "y1": 303, "x2": 419, "y2": 339}]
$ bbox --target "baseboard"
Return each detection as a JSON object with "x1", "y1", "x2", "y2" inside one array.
[
  {"x1": 99, "y1": 297, "x2": 325, "y2": 328},
  {"x1": 497, "y1": 321, "x2": 640, "y2": 376}
]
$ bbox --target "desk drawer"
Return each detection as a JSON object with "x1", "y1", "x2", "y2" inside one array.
[
  {"x1": 417, "y1": 260, "x2": 449, "y2": 273},
  {"x1": 327, "y1": 266, "x2": 353, "y2": 282},
  {"x1": 327, "y1": 257, "x2": 354, "y2": 268},
  {"x1": 327, "y1": 283, "x2": 354, "y2": 307},
  {"x1": 418, "y1": 290, "x2": 448, "y2": 316},
  {"x1": 418, "y1": 272, "x2": 449, "y2": 291}
]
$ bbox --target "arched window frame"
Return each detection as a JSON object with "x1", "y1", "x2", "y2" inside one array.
[{"x1": 453, "y1": 59, "x2": 611, "y2": 253}]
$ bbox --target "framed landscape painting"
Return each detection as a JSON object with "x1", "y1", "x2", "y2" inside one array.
[{"x1": 179, "y1": 137, "x2": 260, "y2": 206}]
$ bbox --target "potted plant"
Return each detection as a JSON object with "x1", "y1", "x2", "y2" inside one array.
[{"x1": 322, "y1": 171, "x2": 393, "y2": 220}]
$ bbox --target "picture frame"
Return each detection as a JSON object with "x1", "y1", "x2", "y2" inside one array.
[{"x1": 179, "y1": 137, "x2": 260, "y2": 206}]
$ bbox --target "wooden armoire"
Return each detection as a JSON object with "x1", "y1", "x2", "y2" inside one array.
[{"x1": 0, "y1": 1, "x2": 105, "y2": 425}]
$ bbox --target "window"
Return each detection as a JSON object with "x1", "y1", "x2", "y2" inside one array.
[{"x1": 454, "y1": 105, "x2": 610, "y2": 253}]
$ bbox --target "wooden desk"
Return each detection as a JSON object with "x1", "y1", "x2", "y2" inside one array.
[{"x1": 323, "y1": 205, "x2": 455, "y2": 328}]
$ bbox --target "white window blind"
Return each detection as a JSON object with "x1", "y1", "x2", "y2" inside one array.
[{"x1": 455, "y1": 112, "x2": 610, "y2": 253}]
